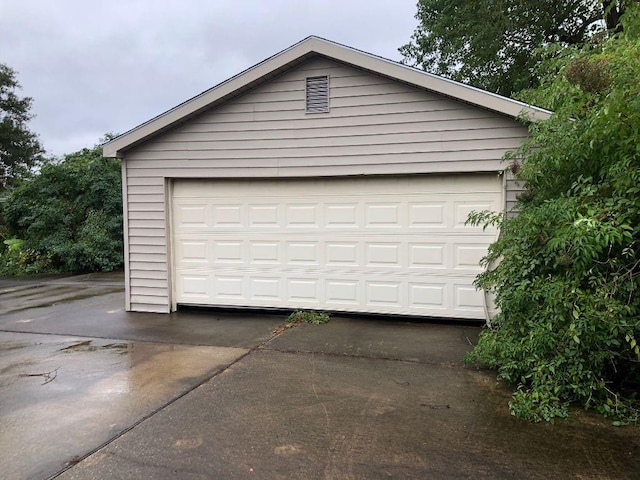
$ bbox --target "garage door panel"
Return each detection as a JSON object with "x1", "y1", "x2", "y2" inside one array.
[
  {"x1": 250, "y1": 277, "x2": 282, "y2": 301},
  {"x1": 409, "y1": 202, "x2": 447, "y2": 227},
  {"x1": 326, "y1": 204, "x2": 359, "y2": 227},
  {"x1": 175, "y1": 239, "x2": 209, "y2": 264},
  {"x1": 454, "y1": 284, "x2": 485, "y2": 312},
  {"x1": 366, "y1": 243, "x2": 402, "y2": 268},
  {"x1": 213, "y1": 240, "x2": 244, "y2": 263},
  {"x1": 180, "y1": 275, "x2": 210, "y2": 299},
  {"x1": 215, "y1": 205, "x2": 244, "y2": 227},
  {"x1": 326, "y1": 280, "x2": 359, "y2": 305},
  {"x1": 286, "y1": 204, "x2": 320, "y2": 227},
  {"x1": 287, "y1": 278, "x2": 320, "y2": 303},
  {"x1": 249, "y1": 241, "x2": 281, "y2": 264},
  {"x1": 172, "y1": 175, "x2": 500, "y2": 319},
  {"x1": 214, "y1": 276, "x2": 244, "y2": 299},
  {"x1": 286, "y1": 241, "x2": 320, "y2": 265},
  {"x1": 366, "y1": 281, "x2": 402, "y2": 307},
  {"x1": 408, "y1": 243, "x2": 447, "y2": 269},
  {"x1": 365, "y1": 203, "x2": 402, "y2": 227},
  {"x1": 408, "y1": 283, "x2": 447, "y2": 310}
]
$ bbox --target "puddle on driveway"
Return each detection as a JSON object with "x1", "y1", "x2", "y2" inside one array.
[{"x1": 0, "y1": 331, "x2": 247, "y2": 480}]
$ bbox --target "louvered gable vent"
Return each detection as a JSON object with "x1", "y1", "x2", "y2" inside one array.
[{"x1": 306, "y1": 75, "x2": 329, "y2": 113}]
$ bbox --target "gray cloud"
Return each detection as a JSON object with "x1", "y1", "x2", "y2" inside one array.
[{"x1": 0, "y1": 0, "x2": 417, "y2": 157}]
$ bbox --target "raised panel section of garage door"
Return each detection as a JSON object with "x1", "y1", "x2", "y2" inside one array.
[{"x1": 171, "y1": 175, "x2": 501, "y2": 319}]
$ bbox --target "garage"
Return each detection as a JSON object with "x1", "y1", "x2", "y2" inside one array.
[
  {"x1": 172, "y1": 175, "x2": 501, "y2": 318},
  {"x1": 104, "y1": 36, "x2": 550, "y2": 317}
]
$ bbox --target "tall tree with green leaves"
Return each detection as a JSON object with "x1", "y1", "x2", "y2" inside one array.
[
  {"x1": 0, "y1": 63, "x2": 43, "y2": 189},
  {"x1": 400, "y1": 0, "x2": 629, "y2": 96}
]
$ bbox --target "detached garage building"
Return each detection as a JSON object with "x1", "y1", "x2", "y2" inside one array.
[{"x1": 104, "y1": 36, "x2": 550, "y2": 319}]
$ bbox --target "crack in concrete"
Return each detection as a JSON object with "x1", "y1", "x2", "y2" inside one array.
[{"x1": 258, "y1": 344, "x2": 466, "y2": 367}]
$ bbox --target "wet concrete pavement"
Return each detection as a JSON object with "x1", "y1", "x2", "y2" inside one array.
[{"x1": 1, "y1": 273, "x2": 639, "y2": 479}]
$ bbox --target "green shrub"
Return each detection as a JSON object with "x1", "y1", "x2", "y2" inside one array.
[
  {"x1": 2, "y1": 144, "x2": 123, "y2": 274},
  {"x1": 286, "y1": 310, "x2": 331, "y2": 325},
  {"x1": 465, "y1": 10, "x2": 640, "y2": 424}
]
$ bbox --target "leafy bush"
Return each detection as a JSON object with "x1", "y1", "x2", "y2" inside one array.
[
  {"x1": 465, "y1": 11, "x2": 640, "y2": 423},
  {"x1": 2, "y1": 144, "x2": 123, "y2": 274},
  {"x1": 286, "y1": 310, "x2": 331, "y2": 325}
]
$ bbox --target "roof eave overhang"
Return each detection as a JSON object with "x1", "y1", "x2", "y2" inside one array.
[{"x1": 103, "y1": 36, "x2": 552, "y2": 158}]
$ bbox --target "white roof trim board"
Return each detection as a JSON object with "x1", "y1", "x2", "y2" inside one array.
[{"x1": 103, "y1": 36, "x2": 552, "y2": 158}]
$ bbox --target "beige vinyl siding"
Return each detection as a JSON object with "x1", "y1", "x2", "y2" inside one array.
[
  {"x1": 505, "y1": 171, "x2": 525, "y2": 216},
  {"x1": 123, "y1": 56, "x2": 529, "y2": 313},
  {"x1": 123, "y1": 173, "x2": 170, "y2": 312}
]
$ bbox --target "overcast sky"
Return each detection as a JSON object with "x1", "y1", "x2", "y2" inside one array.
[{"x1": 1, "y1": 1, "x2": 418, "y2": 157}]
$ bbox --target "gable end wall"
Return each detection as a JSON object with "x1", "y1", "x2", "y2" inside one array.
[{"x1": 122, "y1": 56, "x2": 530, "y2": 313}]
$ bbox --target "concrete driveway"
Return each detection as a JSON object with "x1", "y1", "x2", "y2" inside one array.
[{"x1": 0, "y1": 273, "x2": 638, "y2": 479}]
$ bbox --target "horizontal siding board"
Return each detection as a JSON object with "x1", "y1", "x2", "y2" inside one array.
[
  {"x1": 130, "y1": 303, "x2": 169, "y2": 313},
  {"x1": 252, "y1": 71, "x2": 390, "y2": 93},
  {"x1": 127, "y1": 177, "x2": 166, "y2": 186},
  {"x1": 127, "y1": 184, "x2": 165, "y2": 195},
  {"x1": 130, "y1": 269, "x2": 168, "y2": 279},
  {"x1": 131, "y1": 295, "x2": 170, "y2": 305},
  {"x1": 129, "y1": 244, "x2": 167, "y2": 254},
  {"x1": 127, "y1": 202, "x2": 166, "y2": 211},
  {"x1": 125, "y1": 149, "x2": 508, "y2": 172},
  {"x1": 128, "y1": 210, "x2": 167, "y2": 220},
  {"x1": 130, "y1": 286, "x2": 168, "y2": 297},
  {"x1": 129, "y1": 261, "x2": 167, "y2": 272},
  {"x1": 129, "y1": 160, "x2": 503, "y2": 180},
  {"x1": 128, "y1": 228, "x2": 166, "y2": 237},
  {"x1": 127, "y1": 149, "x2": 508, "y2": 172},
  {"x1": 130, "y1": 277, "x2": 169, "y2": 288},
  {"x1": 124, "y1": 138, "x2": 521, "y2": 164},
  {"x1": 143, "y1": 128, "x2": 527, "y2": 152},
  {"x1": 128, "y1": 218, "x2": 167, "y2": 229},
  {"x1": 215, "y1": 91, "x2": 441, "y2": 114},
  {"x1": 127, "y1": 194, "x2": 165, "y2": 203},
  {"x1": 192, "y1": 99, "x2": 466, "y2": 123},
  {"x1": 129, "y1": 236, "x2": 167, "y2": 246},
  {"x1": 165, "y1": 110, "x2": 507, "y2": 135},
  {"x1": 129, "y1": 252, "x2": 167, "y2": 263},
  {"x1": 153, "y1": 118, "x2": 523, "y2": 144},
  {"x1": 506, "y1": 173, "x2": 525, "y2": 214},
  {"x1": 236, "y1": 82, "x2": 413, "y2": 105},
  {"x1": 261, "y1": 160, "x2": 504, "y2": 176}
]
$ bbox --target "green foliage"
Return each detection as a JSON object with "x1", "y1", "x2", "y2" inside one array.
[
  {"x1": 286, "y1": 310, "x2": 331, "y2": 325},
  {"x1": 2, "y1": 144, "x2": 123, "y2": 274},
  {"x1": 465, "y1": 9, "x2": 640, "y2": 423},
  {"x1": 400, "y1": 0, "x2": 627, "y2": 96},
  {"x1": 0, "y1": 63, "x2": 44, "y2": 189}
]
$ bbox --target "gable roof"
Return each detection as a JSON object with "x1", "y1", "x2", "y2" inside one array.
[{"x1": 103, "y1": 36, "x2": 552, "y2": 158}]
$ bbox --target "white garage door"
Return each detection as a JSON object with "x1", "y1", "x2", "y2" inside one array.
[{"x1": 171, "y1": 175, "x2": 501, "y2": 319}]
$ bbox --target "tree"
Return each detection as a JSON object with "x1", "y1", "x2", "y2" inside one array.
[
  {"x1": 0, "y1": 63, "x2": 43, "y2": 189},
  {"x1": 2, "y1": 143, "x2": 123, "y2": 273},
  {"x1": 465, "y1": 7, "x2": 640, "y2": 423},
  {"x1": 400, "y1": 0, "x2": 629, "y2": 97}
]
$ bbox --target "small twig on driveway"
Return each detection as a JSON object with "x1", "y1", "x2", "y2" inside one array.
[{"x1": 18, "y1": 366, "x2": 60, "y2": 385}]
